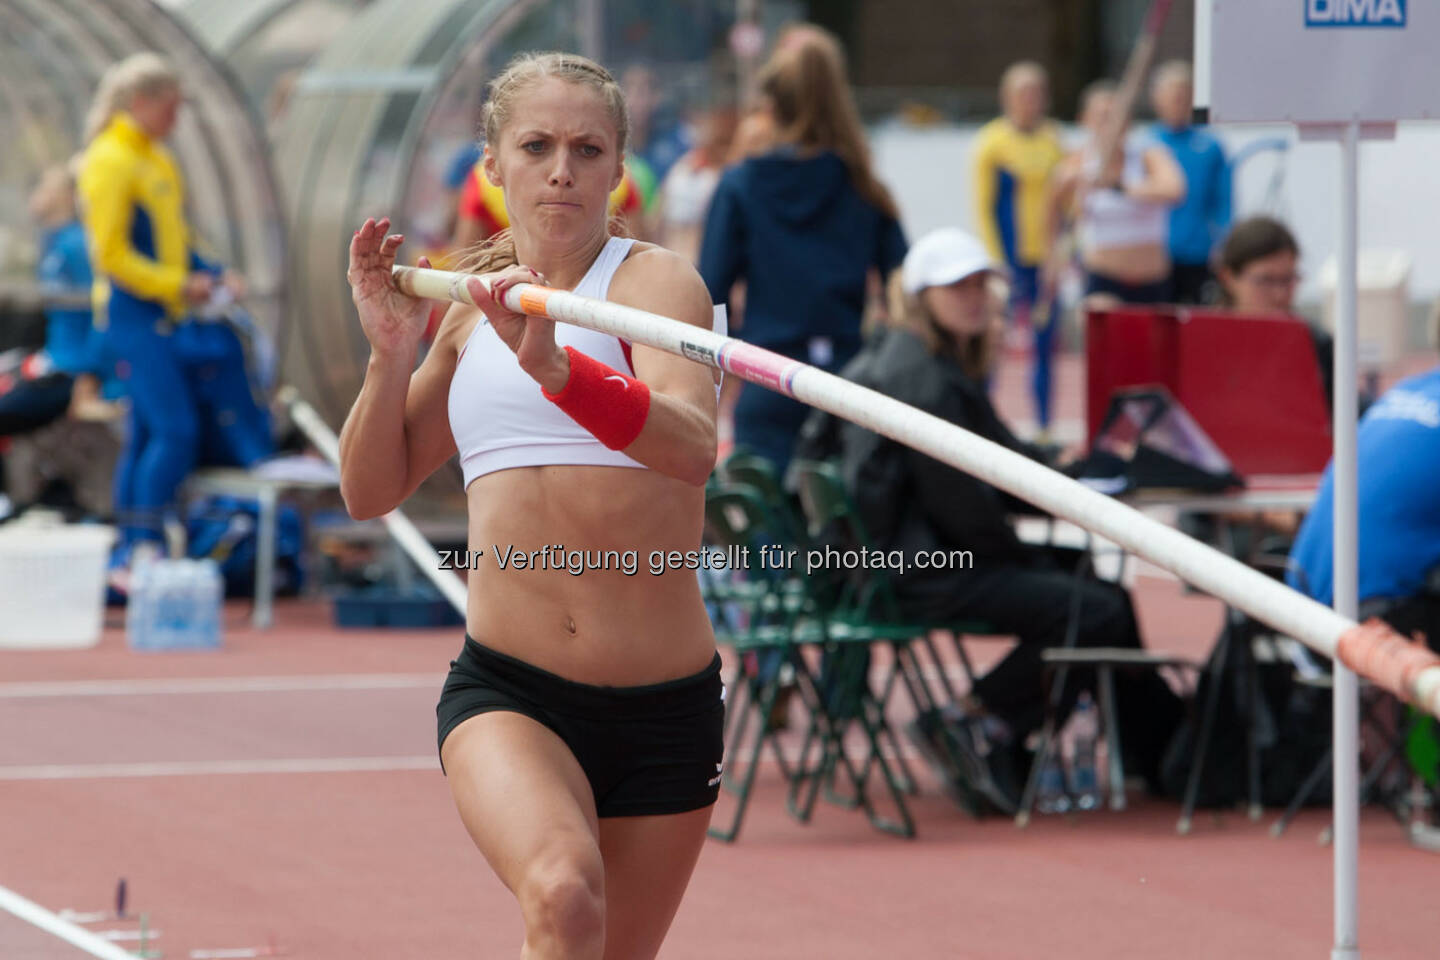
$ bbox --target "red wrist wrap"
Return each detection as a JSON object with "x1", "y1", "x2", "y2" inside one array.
[{"x1": 542, "y1": 345, "x2": 651, "y2": 450}]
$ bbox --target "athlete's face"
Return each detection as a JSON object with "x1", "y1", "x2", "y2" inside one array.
[
  {"x1": 1223, "y1": 249, "x2": 1300, "y2": 315},
  {"x1": 485, "y1": 77, "x2": 624, "y2": 242},
  {"x1": 1003, "y1": 77, "x2": 1047, "y2": 131},
  {"x1": 923, "y1": 272, "x2": 991, "y2": 338},
  {"x1": 132, "y1": 86, "x2": 182, "y2": 140},
  {"x1": 1151, "y1": 76, "x2": 1192, "y2": 129},
  {"x1": 1081, "y1": 91, "x2": 1115, "y2": 136}
]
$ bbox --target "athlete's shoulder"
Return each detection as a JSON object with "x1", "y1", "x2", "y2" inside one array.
[
  {"x1": 81, "y1": 132, "x2": 137, "y2": 176},
  {"x1": 610, "y1": 242, "x2": 711, "y2": 325},
  {"x1": 615, "y1": 241, "x2": 702, "y2": 286}
]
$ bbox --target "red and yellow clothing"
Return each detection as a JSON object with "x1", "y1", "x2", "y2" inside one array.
[{"x1": 456, "y1": 160, "x2": 645, "y2": 239}]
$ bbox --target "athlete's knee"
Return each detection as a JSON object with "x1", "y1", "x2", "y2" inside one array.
[{"x1": 518, "y1": 850, "x2": 605, "y2": 955}]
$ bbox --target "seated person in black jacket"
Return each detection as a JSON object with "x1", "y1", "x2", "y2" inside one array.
[{"x1": 810, "y1": 227, "x2": 1183, "y2": 795}]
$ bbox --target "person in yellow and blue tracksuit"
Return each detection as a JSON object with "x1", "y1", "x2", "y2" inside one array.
[
  {"x1": 972, "y1": 62, "x2": 1065, "y2": 435},
  {"x1": 78, "y1": 53, "x2": 245, "y2": 551}
]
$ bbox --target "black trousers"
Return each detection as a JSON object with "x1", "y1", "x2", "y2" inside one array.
[
  {"x1": 896, "y1": 548, "x2": 1184, "y2": 781},
  {"x1": 1372, "y1": 593, "x2": 1440, "y2": 653}
]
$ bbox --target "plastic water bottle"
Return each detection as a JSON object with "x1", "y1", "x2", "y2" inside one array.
[
  {"x1": 154, "y1": 562, "x2": 181, "y2": 648},
  {"x1": 126, "y1": 558, "x2": 223, "y2": 651},
  {"x1": 1035, "y1": 751, "x2": 1072, "y2": 814},
  {"x1": 125, "y1": 555, "x2": 156, "y2": 650},
  {"x1": 1068, "y1": 692, "x2": 1102, "y2": 811},
  {"x1": 170, "y1": 561, "x2": 193, "y2": 648},
  {"x1": 194, "y1": 558, "x2": 224, "y2": 650}
]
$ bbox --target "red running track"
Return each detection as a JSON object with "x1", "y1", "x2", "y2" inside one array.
[{"x1": 1, "y1": 585, "x2": 1435, "y2": 959}]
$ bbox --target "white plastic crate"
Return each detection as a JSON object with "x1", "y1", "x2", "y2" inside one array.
[{"x1": 0, "y1": 523, "x2": 116, "y2": 649}]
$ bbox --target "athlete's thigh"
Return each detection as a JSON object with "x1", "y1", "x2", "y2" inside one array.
[
  {"x1": 597, "y1": 807, "x2": 713, "y2": 960},
  {"x1": 442, "y1": 710, "x2": 601, "y2": 893}
]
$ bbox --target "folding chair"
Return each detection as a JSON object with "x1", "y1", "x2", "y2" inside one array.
[
  {"x1": 1269, "y1": 673, "x2": 1415, "y2": 838},
  {"x1": 1007, "y1": 540, "x2": 1207, "y2": 825},
  {"x1": 1271, "y1": 568, "x2": 1440, "y2": 840},
  {"x1": 1023, "y1": 647, "x2": 1201, "y2": 819},
  {"x1": 704, "y1": 481, "x2": 851, "y2": 841},
  {"x1": 789, "y1": 459, "x2": 1006, "y2": 826},
  {"x1": 719, "y1": 451, "x2": 808, "y2": 551},
  {"x1": 1175, "y1": 537, "x2": 1333, "y2": 834},
  {"x1": 716, "y1": 452, "x2": 817, "y2": 731}
]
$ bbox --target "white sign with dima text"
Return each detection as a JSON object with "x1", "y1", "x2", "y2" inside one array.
[{"x1": 1208, "y1": 0, "x2": 1436, "y2": 124}]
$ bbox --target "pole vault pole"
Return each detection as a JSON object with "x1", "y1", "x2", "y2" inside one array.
[{"x1": 392, "y1": 263, "x2": 1440, "y2": 722}]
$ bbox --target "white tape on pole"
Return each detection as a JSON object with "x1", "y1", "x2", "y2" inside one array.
[{"x1": 392, "y1": 263, "x2": 1440, "y2": 718}]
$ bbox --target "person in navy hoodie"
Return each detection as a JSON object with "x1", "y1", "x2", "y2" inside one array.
[
  {"x1": 699, "y1": 24, "x2": 906, "y2": 478},
  {"x1": 1149, "y1": 60, "x2": 1231, "y2": 304}
]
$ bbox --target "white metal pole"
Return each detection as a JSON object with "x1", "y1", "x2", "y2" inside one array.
[{"x1": 1331, "y1": 119, "x2": 1361, "y2": 960}]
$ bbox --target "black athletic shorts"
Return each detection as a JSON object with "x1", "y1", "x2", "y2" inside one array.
[
  {"x1": 1084, "y1": 270, "x2": 1170, "y2": 304},
  {"x1": 436, "y1": 635, "x2": 726, "y2": 818}
]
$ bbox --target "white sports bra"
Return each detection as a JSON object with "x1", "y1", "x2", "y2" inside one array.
[
  {"x1": 1078, "y1": 139, "x2": 1169, "y2": 253},
  {"x1": 448, "y1": 237, "x2": 726, "y2": 488}
]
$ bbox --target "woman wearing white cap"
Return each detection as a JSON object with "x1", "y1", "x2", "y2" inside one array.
[{"x1": 820, "y1": 227, "x2": 1183, "y2": 810}]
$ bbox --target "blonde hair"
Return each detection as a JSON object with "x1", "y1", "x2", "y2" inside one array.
[
  {"x1": 1150, "y1": 59, "x2": 1193, "y2": 95},
  {"x1": 755, "y1": 24, "x2": 898, "y2": 221},
  {"x1": 457, "y1": 51, "x2": 630, "y2": 275},
  {"x1": 84, "y1": 52, "x2": 180, "y2": 144},
  {"x1": 884, "y1": 270, "x2": 1007, "y2": 381},
  {"x1": 1000, "y1": 61, "x2": 1048, "y2": 98}
]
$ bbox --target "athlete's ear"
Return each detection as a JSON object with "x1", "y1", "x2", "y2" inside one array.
[{"x1": 483, "y1": 144, "x2": 501, "y2": 188}]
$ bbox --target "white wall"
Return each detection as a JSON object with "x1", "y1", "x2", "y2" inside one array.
[{"x1": 870, "y1": 120, "x2": 1440, "y2": 309}]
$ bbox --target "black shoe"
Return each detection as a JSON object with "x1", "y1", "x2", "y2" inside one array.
[
  {"x1": 905, "y1": 714, "x2": 984, "y2": 817},
  {"x1": 935, "y1": 712, "x2": 1020, "y2": 817}
]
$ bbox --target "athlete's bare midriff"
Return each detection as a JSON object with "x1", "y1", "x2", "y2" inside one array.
[
  {"x1": 462, "y1": 463, "x2": 716, "y2": 686},
  {"x1": 1083, "y1": 242, "x2": 1170, "y2": 285}
]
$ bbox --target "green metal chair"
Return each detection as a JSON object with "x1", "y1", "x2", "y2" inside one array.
[
  {"x1": 787, "y1": 459, "x2": 1014, "y2": 831},
  {"x1": 702, "y1": 482, "x2": 819, "y2": 842},
  {"x1": 720, "y1": 452, "x2": 809, "y2": 550},
  {"x1": 725, "y1": 453, "x2": 934, "y2": 820}
]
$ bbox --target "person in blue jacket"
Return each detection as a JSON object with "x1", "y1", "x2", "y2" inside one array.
[
  {"x1": 78, "y1": 53, "x2": 245, "y2": 550},
  {"x1": 1288, "y1": 352, "x2": 1440, "y2": 645},
  {"x1": 699, "y1": 24, "x2": 906, "y2": 478},
  {"x1": 30, "y1": 168, "x2": 109, "y2": 396},
  {"x1": 0, "y1": 166, "x2": 117, "y2": 439},
  {"x1": 1149, "y1": 60, "x2": 1231, "y2": 304}
]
